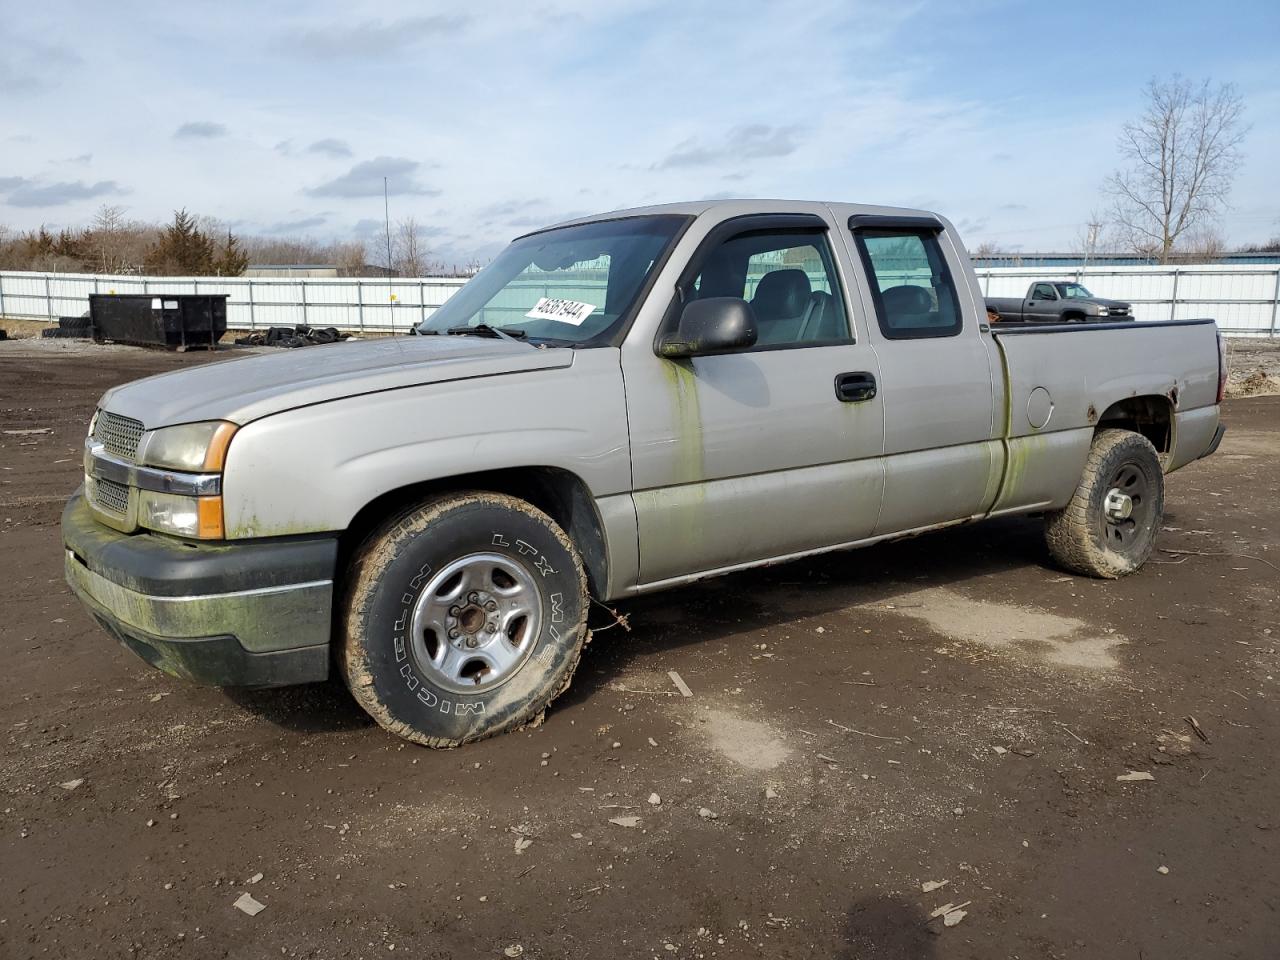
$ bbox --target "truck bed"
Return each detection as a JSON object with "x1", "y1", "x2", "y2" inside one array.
[{"x1": 983, "y1": 317, "x2": 1223, "y2": 516}]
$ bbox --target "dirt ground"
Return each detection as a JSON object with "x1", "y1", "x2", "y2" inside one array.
[
  {"x1": 1223, "y1": 339, "x2": 1280, "y2": 397},
  {"x1": 1, "y1": 340, "x2": 1277, "y2": 960}
]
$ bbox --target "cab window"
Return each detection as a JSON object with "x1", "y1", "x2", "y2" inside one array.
[
  {"x1": 688, "y1": 229, "x2": 850, "y2": 348},
  {"x1": 854, "y1": 229, "x2": 962, "y2": 339}
]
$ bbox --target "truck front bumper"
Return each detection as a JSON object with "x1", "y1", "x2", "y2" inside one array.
[{"x1": 62, "y1": 491, "x2": 337, "y2": 687}]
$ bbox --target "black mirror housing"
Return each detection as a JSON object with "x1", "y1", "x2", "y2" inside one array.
[{"x1": 656, "y1": 297, "x2": 758, "y2": 359}]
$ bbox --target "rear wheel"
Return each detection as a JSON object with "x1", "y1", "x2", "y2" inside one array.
[
  {"x1": 1044, "y1": 429, "x2": 1164, "y2": 578},
  {"x1": 341, "y1": 492, "x2": 589, "y2": 746}
]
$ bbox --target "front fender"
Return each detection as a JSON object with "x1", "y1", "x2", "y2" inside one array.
[{"x1": 220, "y1": 353, "x2": 631, "y2": 539}]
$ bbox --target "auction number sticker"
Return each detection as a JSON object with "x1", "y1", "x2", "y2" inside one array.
[{"x1": 525, "y1": 297, "x2": 596, "y2": 326}]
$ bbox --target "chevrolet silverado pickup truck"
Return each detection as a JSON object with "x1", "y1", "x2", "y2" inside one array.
[
  {"x1": 986, "y1": 281, "x2": 1133, "y2": 323},
  {"x1": 63, "y1": 200, "x2": 1227, "y2": 747}
]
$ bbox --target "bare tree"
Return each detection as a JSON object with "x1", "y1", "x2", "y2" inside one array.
[
  {"x1": 91, "y1": 204, "x2": 126, "y2": 233},
  {"x1": 393, "y1": 217, "x2": 428, "y2": 277},
  {"x1": 1176, "y1": 225, "x2": 1227, "y2": 263},
  {"x1": 1106, "y1": 76, "x2": 1247, "y2": 263},
  {"x1": 333, "y1": 242, "x2": 368, "y2": 277},
  {"x1": 88, "y1": 204, "x2": 129, "y2": 273}
]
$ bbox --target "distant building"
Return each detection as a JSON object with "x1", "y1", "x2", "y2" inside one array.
[
  {"x1": 243, "y1": 264, "x2": 340, "y2": 278},
  {"x1": 971, "y1": 252, "x2": 1280, "y2": 268}
]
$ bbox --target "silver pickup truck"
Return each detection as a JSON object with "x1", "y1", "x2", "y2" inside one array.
[{"x1": 63, "y1": 200, "x2": 1227, "y2": 747}]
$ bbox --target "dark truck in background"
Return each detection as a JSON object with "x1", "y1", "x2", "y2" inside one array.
[{"x1": 987, "y1": 281, "x2": 1133, "y2": 323}]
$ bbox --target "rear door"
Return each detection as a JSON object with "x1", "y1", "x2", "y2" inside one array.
[
  {"x1": 843, "y1": 215, "x2": 1002, "y2": 534},
  {"x1": 623, "y1": 213, "x2": 885, "y2": 586}
]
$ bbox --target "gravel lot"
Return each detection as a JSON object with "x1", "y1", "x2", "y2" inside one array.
[{"x1": 1, "y1": 340, "x2": 1277, "y2": 960}]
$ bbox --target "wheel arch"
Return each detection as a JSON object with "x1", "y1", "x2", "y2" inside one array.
[
  {"x1": 1095, "y1": 395, "x2": 1174, "y2": 458},
  {"x1": 339, "y1": 467, "x2": 611, "y2": 599}
]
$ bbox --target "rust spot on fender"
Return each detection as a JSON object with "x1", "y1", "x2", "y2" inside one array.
[{"x1": 1086, "y1": 404, "x2": 1098, "y2": 424}]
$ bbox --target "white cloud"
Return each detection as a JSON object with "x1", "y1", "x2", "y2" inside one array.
[
  {"x1": 658, "y1": 125, "x2": 803, "y2": 169},
  {"x1": 3, "y1": 178, "x2": 128, "y2": 207},
  {"x1": 306, "y1": 157, "x2": 440, "y2": 198},
  {"x1": 0, "y1": 0, "x2": 1276, "y2": 256},
  {"x1": 307, "y1": 138, "x2": 353, "y2": 158},
  {"x1": 174, "y1": 121, "x2": 228, "y2": 140},
  {"x1": 288, "y1": 14, "x2": 470, "y2": 59}
]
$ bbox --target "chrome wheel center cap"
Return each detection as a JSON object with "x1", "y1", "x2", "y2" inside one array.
[{"x1": 1104, "y1": 488, "x2": 1133, "y2": 521}]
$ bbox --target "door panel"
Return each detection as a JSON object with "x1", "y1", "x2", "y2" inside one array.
[
  {"x1": 626, "y1": 345, "x2": 885, "y2": 584},
  {"x1": 626, "y1": 217, "x2": 887, "y2": 586},
  {"x1": 876, "y1": 440, "x2": 1004, "y2": 534},
  {"x1": 1028, "y1": 285, "x2": 1057, "y2": 322},
  {"x1": 843, "y1": 221, "x2": 1000, "y2": 535},
  {"x1": 871, "y1": 336, "x2": 1001, "y2": 533},
  {"x1": 633, "y1": 456, "x2": 884, "y2": 586}
]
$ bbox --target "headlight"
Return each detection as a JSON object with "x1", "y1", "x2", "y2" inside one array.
[
  {"x1": 87, "y1": 409, "x2": 100, "y2": 438},
  {"x1": 138, "y1": 421, "x2": 237, "y2": 472},
  {"x1": 1094, "y1": 304, "x2": 1110, "y2": 314},
  {"x1": 137, "y1": 490, "x2": 224, "y2": 539},
  {"x1": 135, "y1": 420, "x2": 237, "y2": 539}
]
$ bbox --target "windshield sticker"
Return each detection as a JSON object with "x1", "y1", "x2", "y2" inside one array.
[{"x1": 525, "y1": 297, "x2": 597, "y2": 326}]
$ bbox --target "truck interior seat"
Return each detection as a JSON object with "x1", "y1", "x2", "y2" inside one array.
[
  {"x1": 750, "y1": 269, "x2": 812, "y2": 344},
  {"x1": 797, "y1": 290, "x2": 841, "y2": 341},
  {"x1": 881, "y1": 284, "x2": 937, "y2": 328}
]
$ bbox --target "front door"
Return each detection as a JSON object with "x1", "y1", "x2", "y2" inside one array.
[
  {"x1": 1028, "y1": 282, "x2": 1058, "y2": 322},
  {"x1": 624, "y1": 217, "x2": 885, "y2": 586}
]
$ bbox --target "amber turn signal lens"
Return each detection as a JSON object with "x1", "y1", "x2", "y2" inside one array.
[
  {"x1": 197, "y1": 496, "x2": 224, "y2": 539},
  {"x1": 202, "y1": 422, "x2": 238, "y2": 472}
]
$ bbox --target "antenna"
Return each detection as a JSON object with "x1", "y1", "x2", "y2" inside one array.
[{"x1": 383, "y1": 176, "x2": 393, "y2": 279}]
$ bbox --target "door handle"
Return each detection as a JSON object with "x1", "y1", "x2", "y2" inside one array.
[{"x1": 835, "y1": 371, "x2": 877, "y2": 403}]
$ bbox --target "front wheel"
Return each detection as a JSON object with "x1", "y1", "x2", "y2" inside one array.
[
  {"x1": 341, "y1": 492, "x2": 589, "y2": 746},
  {"x1": 1044, "y1": 429, "x2": 1164, "y2": 578}
]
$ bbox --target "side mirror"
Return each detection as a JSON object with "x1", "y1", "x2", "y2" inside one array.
[{"x1": 656, "y1": 297, "x2": 758, "y2": 359}]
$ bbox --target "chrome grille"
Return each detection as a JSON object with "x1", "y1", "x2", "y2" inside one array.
[
  {"x1": 93, "y1": 476, "x2": 130, "y2": 514},
  {"x1": 94, "y1": 411, "x2": 144, "y2": 461}
]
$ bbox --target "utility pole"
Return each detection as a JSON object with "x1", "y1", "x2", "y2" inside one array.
[
  {"x1": 1084, "y1": 221, "x2": 1101, "y2": 269},
  {"x1": 383, "y1": 177, "x2": 393, "y2": 279}
]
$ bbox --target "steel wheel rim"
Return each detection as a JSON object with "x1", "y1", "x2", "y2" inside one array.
[
  {"x1": 409, "y1": 552, "x2": 543, "y2": 694},
  {"x1": 1101, "y1": 460, "x2": 1151, "y2": 552}
]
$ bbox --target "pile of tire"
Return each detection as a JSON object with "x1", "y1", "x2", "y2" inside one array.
[
  {"x1": 234, "y1": 324, "x2": 350, "y2": 349},
  {"x1": 41, "y1": 315, "x2": 93, "y2": 339}
]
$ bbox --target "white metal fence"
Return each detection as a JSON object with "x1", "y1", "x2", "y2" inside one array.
[
  {"x1": 2, "y1": 262, "x2": 1278, "y2": 336},
  {"x1": 975, "y1": 264, "x2": 1280, "y2": 336},
  {"x1": 0, "y1": 271, "x2": 469, "y2": 334}
]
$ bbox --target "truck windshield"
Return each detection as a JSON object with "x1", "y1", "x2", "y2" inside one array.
[
  {"x1": 417, "y1": 215, "x2": 688, "y2": 345},
  {"x1": 1056, "y1": 283, "x2": 1095, "y2": 299}
]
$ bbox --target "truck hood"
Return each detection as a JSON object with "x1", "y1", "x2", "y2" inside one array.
[
  {"x1": 98, "y1": 336, "x2": 576, "y2": 427},
  {"x1": 1089, "y1": 298, "x2": 1132, "y2": 310}
]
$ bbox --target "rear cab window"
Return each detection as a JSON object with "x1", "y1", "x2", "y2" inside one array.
[{"x1": 850, "y1": 222, "x2": 963, "y2": 340}]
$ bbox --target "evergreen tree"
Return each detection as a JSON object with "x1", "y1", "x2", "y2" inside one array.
[
  {"x1": 53, "y1": 228, "x2": 86, "y2": 264},
  {"x1": 146, "y1": 209, "x2": 215, "y2": 275},
  {"x1": 213, "y1": 230, "x2": 249, "y2": 276}
]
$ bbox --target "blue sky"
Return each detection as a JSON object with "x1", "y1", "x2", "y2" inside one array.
[{"x1": 2, "y1": 0, "x2": 1277, "y2": 264}]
